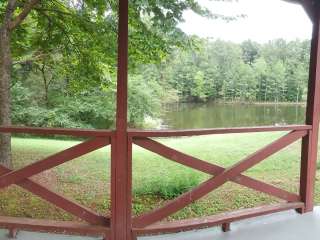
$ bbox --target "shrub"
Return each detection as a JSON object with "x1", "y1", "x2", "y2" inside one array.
[{"x1": 133, "y1": 170, "x2": 201, "y2": 200}]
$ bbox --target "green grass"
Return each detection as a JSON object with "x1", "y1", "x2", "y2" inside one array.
[{"x1": 1, "y1": 132, "x2": 320, "y2": 221}]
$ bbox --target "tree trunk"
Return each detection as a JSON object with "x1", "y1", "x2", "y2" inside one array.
[
  {"x1": 0, "y1": 26, "x2": 12, "y2": 168},
  {"x1": 296, "y1": 87, "x2": 300, "y2": 104},
  {"x1": 0, "y1": 0, "x2": 40, "y2": 168},
  {"x1": 40, "y1": 62, "x2": 50, "y2": 107}
]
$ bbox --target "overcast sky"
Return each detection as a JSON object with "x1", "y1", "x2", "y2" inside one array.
[{"x1": 179, "y1": 0, "x2": 312, "y2": 43}]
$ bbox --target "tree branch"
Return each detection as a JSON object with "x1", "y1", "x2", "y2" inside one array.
[
  {"x1": 12, "y1": 52, "x2": 48, "y2": 66},
  {"x1": 33, "y1": 7, "x2": 73, "y2": 16},
  {"x1": 37, "y1": 11, "x2": 82, "y2": 57},
  {"x1": 9, "y1": 0, "x2": 41, "y2": 30},
  {"x1": 1, "y1": 0, "x2": 17, "y2": 29}
]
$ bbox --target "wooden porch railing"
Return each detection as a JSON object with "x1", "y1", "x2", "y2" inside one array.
[
  {"x1": 129, "y1": 126, "x2": 309, "y2": 237},
  {"x1": 0, "y1": 124, "x2": 314, "y2": 239},
  {"x1": 0, "y1": 126, "x2": 113, "y2": 238}
]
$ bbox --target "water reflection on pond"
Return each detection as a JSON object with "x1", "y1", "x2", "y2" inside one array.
[{"x1": 162, "y1": 102, "x2": 306, "y2": 129}]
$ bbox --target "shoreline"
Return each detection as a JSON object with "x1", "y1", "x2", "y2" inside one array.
[
  {"x1": 166, "y1": 101, "x2": 306, "y2": 106},
  {"x1": 217, "y1": 101, "x2": 306, "y2": 106}
]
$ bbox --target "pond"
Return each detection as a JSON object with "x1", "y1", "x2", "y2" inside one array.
[{"x1": 161, "y1": 102, "x2": 307, "y2": 129}]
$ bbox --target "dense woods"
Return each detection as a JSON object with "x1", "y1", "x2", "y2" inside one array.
[
  {"x1": 138, "y1": 38, "x2": 310, "y2": 104},
  {"x1": 10, "y1": 38, "x2": 311, "y2": 130},
  {"x1": 6, "y1": 36, "x2": 311, "y2": 135}
]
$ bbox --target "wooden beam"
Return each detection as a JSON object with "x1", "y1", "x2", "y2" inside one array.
[
  {"x1": 128, "y1": 125, "x2": 311, "y2": 138},
  {"x1": 300, "y1": 0, "x2": 317, "y2": 22},
  {"x1": 300, "y1": 6, "x2": 320, "y2": 212},
  {"x1": 133, "y1": 202, "x2": 304, "y2": 235},
  {"x1": 133, "y1": 138, "x2": 300, "y2": 202},
  {"x1": 111, "y1": 0, "x2": 131, "y2": 239},
  {"x1": 0, "y1": 137, "x2": 110, "y2": 190},
  {"x1": 0, "y1": 165, "x2": 109, "y2": 226},
  {"x1": 283, "y1": 1, "x2": 318, "y2": 22},
  {"x1": 0, "y1": 126, "x2": 114, "y2": 137},
  {"x1": 222, "y1": 223, "x2": 231, "y2": 232},
  {"x1": 133, "y1": 130, "x2": 306, "y2": 227},
  {"x1": 0, "y1": 216, "x2": 110, "y2": 237},
  {"x1": 8, "y1": 228, "x2": 18, "y2": 238}
]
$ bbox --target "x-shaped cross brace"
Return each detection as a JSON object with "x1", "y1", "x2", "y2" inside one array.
[
  {"x1": 132, "y1": 130, "x2": 307, "y2": 227},
  {"x1": 0, "y1": 137, "x2": 110, "y2": 226}
]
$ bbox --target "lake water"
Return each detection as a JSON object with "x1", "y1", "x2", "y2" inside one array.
[{"x1": 161, "y1": 102, "x2": 306, "y2": 129}]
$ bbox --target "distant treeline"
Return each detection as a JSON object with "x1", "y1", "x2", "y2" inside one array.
[
  {"x1": 137, "y1": 39, "x2": 310, "y2": 104},
  {"x1": 12, "y1": 38, "x2": 311, "y2": 129}
]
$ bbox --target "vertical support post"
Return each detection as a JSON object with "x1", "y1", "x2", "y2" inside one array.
[
  {"x1": 300, "y1": 6, "x2": 320, "y2": 213},
  {"x1": 222, "y1": 223, "x2": 231, "y2": 232},
  {"x1": 111, "y1": 0, "x2": 131, "y2": 240},
  {"x1": 8, "y1": 228, "x2": 18, "y2": 239}
]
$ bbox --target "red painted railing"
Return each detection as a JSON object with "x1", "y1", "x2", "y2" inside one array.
[
  {"x1": 129, "y1": 126, "x2": 309, "y2": 237},
  {"x1": 0, "y1": 124, "x2": 313, "y2": 239},
  {"x1": 0, "y1": 126, "x2": 113, "y2": 238}
]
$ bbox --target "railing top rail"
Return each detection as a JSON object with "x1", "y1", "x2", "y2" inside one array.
[
  {"x1": 0, "y1": 126, "x2": 114, "y2": 137},
  {"x1": 129, "y1": 125, "x2": 312, "y2": 137},
  {"x1": 0, "y1": 125, "x2": 312, "y2": 137}
]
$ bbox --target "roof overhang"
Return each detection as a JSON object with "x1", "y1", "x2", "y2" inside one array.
[{"x1": 282, "y1": 0, "x2": 317, "y2": 23}]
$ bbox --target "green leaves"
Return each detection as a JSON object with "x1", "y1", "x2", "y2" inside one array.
[
  {"x1": 4, "y1": 0, "x2": 248, "y2": 129},
  {"x1": 144, "y1": 38, "x2": 310, "y2": 104},
  {"x1": 5, "y1": 0, "x2": 228, "y2": 92}
]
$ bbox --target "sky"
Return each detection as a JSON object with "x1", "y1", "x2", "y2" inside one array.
[{"x1": 179, "y1": 0, "x2": 312, "y2": 43}]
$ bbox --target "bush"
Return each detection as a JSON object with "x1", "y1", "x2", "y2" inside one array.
[
  {"x1": 133, "y1": 170, "x2": 201, "y2": 200},
  {"x1": 128, "y1": 75, "x2": 162, "y2": 127},
  {"x1": 11, "y1": 76, "x2": 164, "y2": 129}
]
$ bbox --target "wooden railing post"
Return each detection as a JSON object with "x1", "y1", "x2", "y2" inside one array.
[
  {"x1": 111, "y1": 0, "x2": 131, "y2": 239},
  {"x1": 299, "y1": 4, "x2": 320, "y2": 213}
]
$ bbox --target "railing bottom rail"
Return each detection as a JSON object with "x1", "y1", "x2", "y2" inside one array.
[
  {"x1": 133, "y1": 202, "x2": 304, "y2": 237},
  {"x1": 0, "y1": 216, "x2": 110, "y2": 238}
]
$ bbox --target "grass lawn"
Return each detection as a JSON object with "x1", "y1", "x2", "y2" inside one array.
[{"x1": 1, "y1": 132, "x2": 320, "y2": 222}]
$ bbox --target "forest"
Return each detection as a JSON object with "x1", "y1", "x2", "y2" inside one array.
[
  {"x1": 0, "y1": 1, "x2": 311, "y2": 132},
  {"x1": 12, "y1": 38, "x2": 311, "y2": 129},
  {"x1": 150, "y1": 38, "x2": 310, "y2": 103}
]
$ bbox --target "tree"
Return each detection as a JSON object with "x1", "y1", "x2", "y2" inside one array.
[
  {"x1": 256, "y1": 60, "x2": 270, "y2": 102},
  {"x1": 1, "y1": 0, "x2": 227, "y2": 167},
  {"x1": 267, "y1": 61, "x2": 286, "y2": 102},
  {"x1": 241, "y1": 40, "x2": 260, "y2": 65},
  {"x1": 0, "y1": 0, "x2": 40, "y2": 167},
  {"x1": 191, "y1": 71, "x2": 206, "y2": 101},
  {"x1": 235, "y1": 63, "x2": 256, "y2": 102}
]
